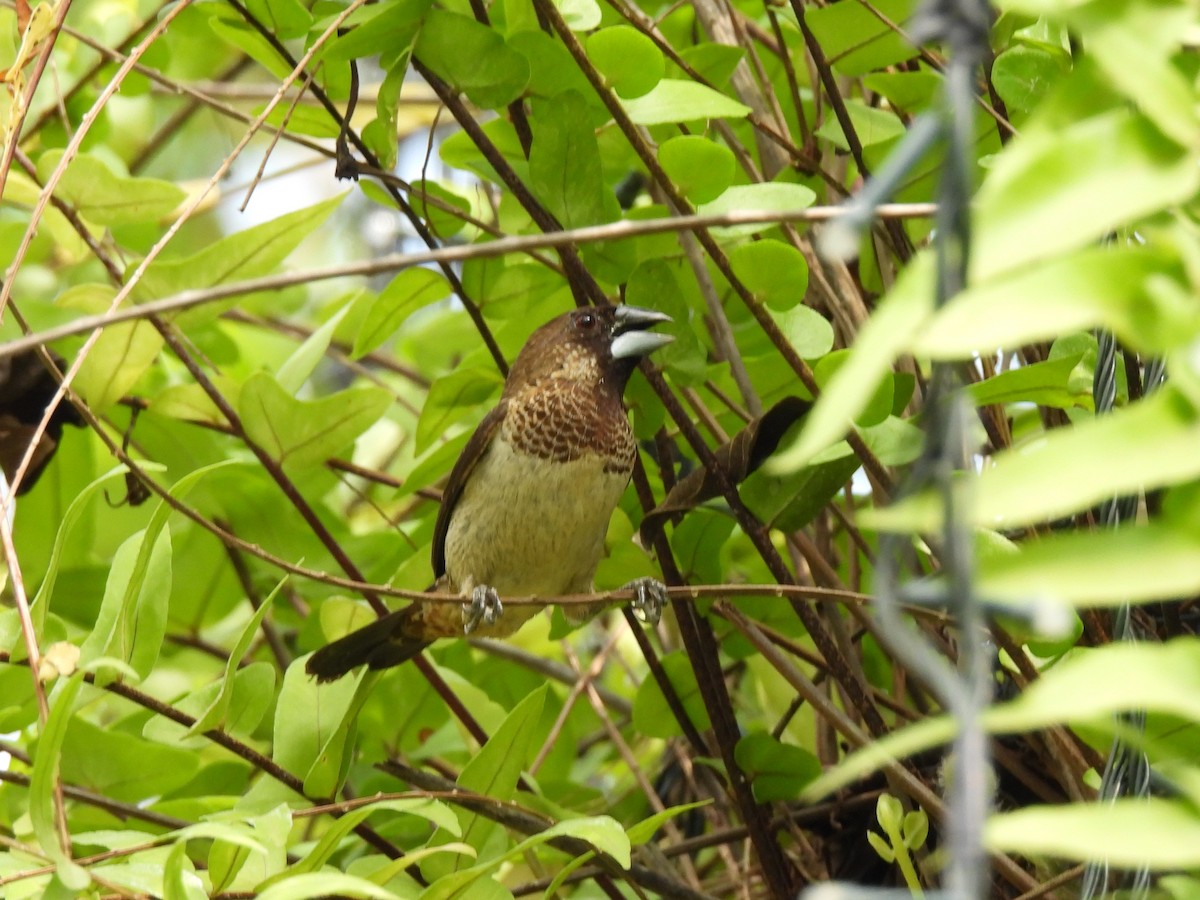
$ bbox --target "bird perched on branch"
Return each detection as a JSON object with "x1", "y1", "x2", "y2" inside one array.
[{"x1": 307, "y1": 305, "x2": 673, "y2": 682}]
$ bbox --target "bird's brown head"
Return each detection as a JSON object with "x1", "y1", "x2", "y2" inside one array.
[{"x1": 504, "y1": 305, "x2": 673, "y2": 398}]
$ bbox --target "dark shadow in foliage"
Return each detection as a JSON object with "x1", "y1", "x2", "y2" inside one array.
[{"x1": 639, "y1": 396, "x2": 811, "y2": 546}]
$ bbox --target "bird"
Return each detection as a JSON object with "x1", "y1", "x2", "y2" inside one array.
[
  {"x1": 0, "y1": 349, "x2": 84, "y2": 496},
  {"x1": 306, "y1": 304, "x2": 673, "y2": 682}
]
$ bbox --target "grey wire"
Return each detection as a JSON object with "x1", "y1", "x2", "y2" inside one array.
[
  {"x1": 818, "y1": 112, "x2": 943, "y2": 261},
  {"x1": 1079, "y1": 330, "x2": 1159, "y2": 900},
  {"x1": 805, "y1": 0, "x2": 995, "y2": 891}
]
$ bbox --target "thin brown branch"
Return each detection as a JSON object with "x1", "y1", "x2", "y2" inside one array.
[
  {"x1": 0, "y1": 203, "x2": 935, "y2": 361},
  {"x1": 378, "y1": 759, "x2": 719, "y2": 900}
]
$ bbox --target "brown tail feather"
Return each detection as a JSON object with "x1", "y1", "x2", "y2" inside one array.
[{"x1": 306, "y1": 608, "x2": 431, "y2": 683}]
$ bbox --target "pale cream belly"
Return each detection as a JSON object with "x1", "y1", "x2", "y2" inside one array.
[{"x1": 439, "y1": 435, "x2": 630, "y2": 637}]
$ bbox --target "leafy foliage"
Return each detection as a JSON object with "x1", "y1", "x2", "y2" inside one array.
[{"x1": 0, "y1": 0, "x2": 1198, "y2": 895}]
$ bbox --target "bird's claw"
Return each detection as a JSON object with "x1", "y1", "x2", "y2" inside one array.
[
  {"x1": 625, "y1": 577, "x2": 668, "y2": 626},
  {"x1": 462, "y1": 585, "x2": 502, "y2": 634}
]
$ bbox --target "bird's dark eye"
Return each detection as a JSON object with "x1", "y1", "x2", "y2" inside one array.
[{"x1": 577, "y1": 312, "x2": 597, "y2": 330}]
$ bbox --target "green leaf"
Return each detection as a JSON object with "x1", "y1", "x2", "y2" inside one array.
[
  {"x1": 552, "y1": 0, "x2": 601, "y2": 29},
  {"x1": 626, "y1": 801, "x2": 712, "y2": 845},
  {"x1": 208, "y1": 839, "x2": 252, "y2": 895},
  {"x1": 586, "y1": 26, "x2": 664, "y2": 99},
  {"x1": 696, "y1": 183, "x2": 816, "y2": 238},
  {"x1": 145, "y1": 662, "x2": 276, "y2": 747},
  {"x1": 259, "y1": 103, "x2": 341, "y2": 139},
  {"x1": 423, "y1": 685, "x2": 548, "y2": 880},
  {"x1": 363, "y1": 844, "x2": 475, "y2": 887},
  {"x1": 322, "y1": 0, "x2": 429, "y2": 63},
  {"x1": 277, "y1": 300, "x2": 355, "y2": 394},
  {"x1": 455, "y1": 684, "x2": 548, "y2": 834},
  {"x1": 977, "y1": 523, "x2": 1200, "y2": 606},
  {"x1": 174, "y1": 820, "x2": 268, "y2": 853},
  {"x1": 30, "y1": 673, "x2": 85, "y2": 874},
  {"x1": 414, "y1": 11, "x2": 529, "y2": 110},
  {"x1": 857, "y1": 415, "x2": 923, "y2": 467},
  {"x1": 904, "y1": 810, "x2": 928, "y2": 850},
  {"x1": 248, "y1": 657, "x2": 362, "y2": 806},
  {"x1": 983, "y1": 636, "x2": 1200, "y2": 729},
  {"x1": 207, "y1": 11, "x2": 294, "y2": 80},
  {"x1": 805, "y1": 638, "x2": 1200, "y2": 801},
  {"x1": 872, "y1": 388, "x2": 1200, "y2": 532},
  {"x1": 671, "y1": 509, "x2": 735, "y2": 585},
  {"x1": 742, "y1": 448, "x2": 860, "y2": 532},
  {"x1": 729, "y1": 240, "x2": 810, "y2": 311},
  {"x1": 136, "y1": 194, "x2": 346, "y2": 300},
  {"x1": 768, "y1": 301, "x2": 844, "y2": 364},
  {"x1": 257, "y1": 873, "x2": 401, "y2": 900},
  {"x1": 440, "y1": 118, "x2": 529, "y2": 185},
  {"x1": 986, "y1": 799, "x2": 1200, "y2": 867},
  {"x1": 36, "y1": 150, "x2": 185, "y2": 226},
  {"x1": 867, "y1": 829, "x2": 895, "y2": 862},
  {"x1": 414, "y1": 369, "x2": 503, "y2": 455},
  {"x1": 967, "y1": 354, "x2": 1090, "y2": 410},
  {"x1": 814, "y1": 349, "x2": 894, "y2": 427},
  {"x1": 988, "y1": 388, "x2": 1195, "y2": 528},
  {"x1": 734, "y1": 732, "x2": 821, "y2": 802},
  {"x1": 202, "y1": 813, "x2": 285, "y2": 894},
  {"x1": 61, "y1": 716, "x2": 200, "y2": 801},
  {"x1": 972, "y1": 109, "x2": 1200, "y2": 281},
  {"x1": 162, "y1": 840, "x2": 195, "y2": 900},
  {"x1": 57, "y1": 284, "x2": 163, "y2": 414},
  {"x1": 529, "y1": 91, "x2": 611, "y2": 229},
  {"x1": 422, "y1": 816, "x2": 628, "y2": 900},
  {"x1": 78, "y1": 458, "x2": 240, "y2": 681},
  {"x1": 677, "y1": 43, "x2": 744, "y2": 84},
  {"x1": 815, "y1": 99, "x2": 906, "y2": 150},
  {"x1": 245, "y1": 0, "x2": 312, "y2": 39},
  {"x1": 364, "y1": 60, "x2": 409, "y2": 170},
  {"x1": 862, "y1": 71, "x2": 942, "y2": 112},
  {"x1": 78, "y1": 525, "x2": 172, "y2": 681},
  {"x1": 914, "y1": 245, "x2": 1195, "y2": 358},
  {"x1": 803, "y1": 0, "x2": 919, "y2": 76},
  {"x1": 269, "y1": 799, "x2": 458, "y2": 883},
  {"x1": 353, "y1": 269, "x2": 452, "y2": 358},
  {"x1": 632, "y1": 651, "x2": 711, "y2": 738},
  {"x1": 762, "y1": 252, "x2": 925, "y2": 472},
  {"x1": 658, "y1": 135, "x2": 736, "y2": 204},
  {"x1": 239, "y1": 373, "x2": 392, "y2": 470},
  {"x1": 482, "y1": 262, "x2": 570, "y2": 311},
  {"x1": 187, "y1": 578, "x2": 287, "y2": 735},
  {"x1": 542, "y1": 852, "x2": 596, "y2": 898},
  {"x1": 621, "y1": 79, "x2": 750, "y2": 125},
  {"x1": 508, "y1": 29, "x2": 597, "y2": 101},
  {"x1": 990, "y1": 46, "x2": 1067, "y2": 116},
  {"x1": 30, "y1": 466, "x2": 129, "y2": 633},
  {"x1": 876, "y1": 793, "x2": 903, "y2": 832},
  {"x1": 91, "y1": 453, "x2": 223, "y2": 681},
  {"x1": 1088, "y1": 10, "x2": 1198, "y2": 147},
  {"x1": 541, "y1": 816, "x2": 629, "y2": 867},
  {"x1": 411, "y1": 179, "x2": 472, "y2": 239}
]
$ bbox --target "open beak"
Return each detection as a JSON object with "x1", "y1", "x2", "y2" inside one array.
[{"x1": 610, "y1": 305, "x2": 674, "y2": 360}]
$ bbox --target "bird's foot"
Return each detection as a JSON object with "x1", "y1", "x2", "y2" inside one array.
[
  {"x1": 462, "y1": 585, "x2": 503, "y2": 634},
  {"x1": 625, "y1": 577, "x2": 668, "y2": 625}
]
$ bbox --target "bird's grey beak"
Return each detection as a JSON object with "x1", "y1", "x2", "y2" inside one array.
[{"x1": 611, "y1": 305, "x2": 674, "y2": 360}]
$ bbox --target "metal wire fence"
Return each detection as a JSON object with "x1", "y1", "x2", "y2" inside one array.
[
  {"x1": 1078, "y1": 333, "x2": 1166, "y2": 899},
  {"x1": 810, "y1": 0, "x2": 997, "y2": 894}
]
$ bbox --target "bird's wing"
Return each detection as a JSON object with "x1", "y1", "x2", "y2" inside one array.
[{"x1": 431, "y1": 401, "x2": 507, "y2": 578}]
